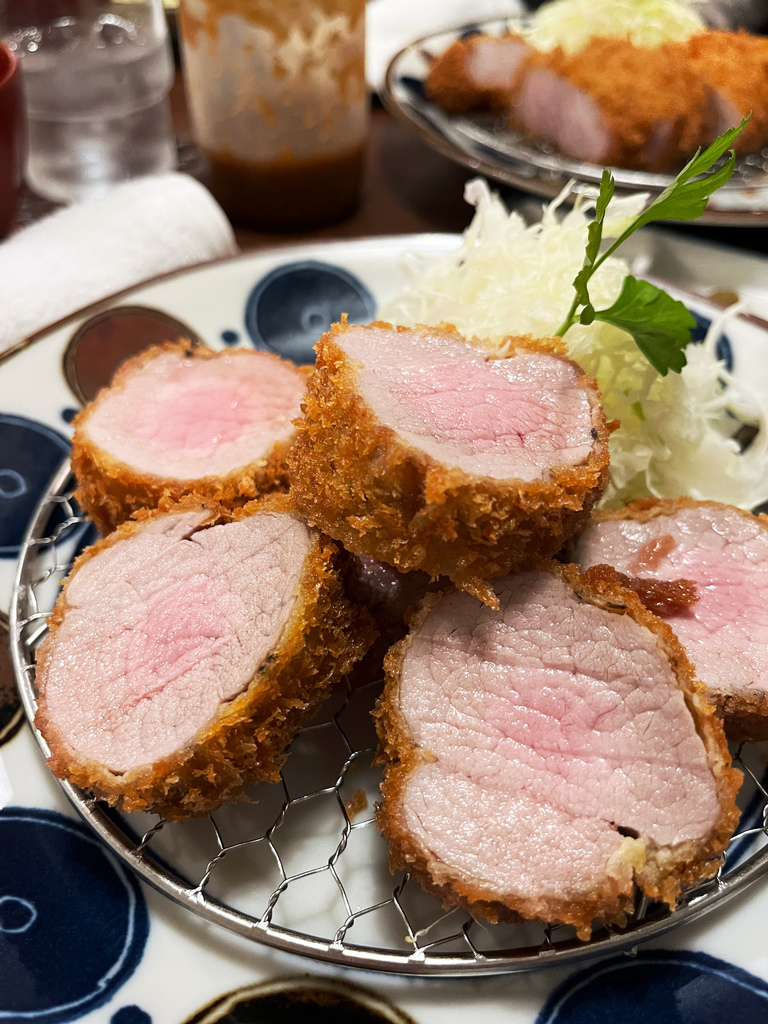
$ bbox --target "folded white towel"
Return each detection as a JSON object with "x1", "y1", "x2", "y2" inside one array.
[
  {"x1": 0, "y1": 172, "x2": 238, "y2": 356},
  {"x1": 367, "y1": 0, "x2": 526, "y2": 90}
]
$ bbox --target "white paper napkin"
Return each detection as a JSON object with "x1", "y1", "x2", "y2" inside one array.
[
  {"x1": 0, "y1": 173, "x2": 238, "y2": 356},
  {"x1": 366, "y1": 0, "x2": 527, "y2": 90}
]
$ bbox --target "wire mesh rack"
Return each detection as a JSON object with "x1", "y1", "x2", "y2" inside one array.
[{"x1": 10, "y1": 462, "x2": 768, "y2": 976}]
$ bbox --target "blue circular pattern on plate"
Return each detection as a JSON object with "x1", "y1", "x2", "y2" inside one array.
[
  {"x1": 111, "y1": 1007, "x2": 152, "y2": 1024},
  {"x1": 0, "y1": 895, "x2": 38, "y2": 932},
  {"x1": 220, "y1": 330, "x2": 240, "y2": 346},
  {"x1": 0, "y1": 807, "x2": 149, "y2": 1023},
  {"x1": 245, "y1": 260, "x2": 376, "y2": 364},
  {"x1": 60, "y1": 408, "x2": 79, "y2": 425},
  {"x1": 0, "y1": 415, "x2": 70, "y2": 558},
  {"x1": 536, "y1": 950, "x2": 768, "y2": 1023},
  {"x1": 398, "y1": 75, "x2": 427, "y2": 99},
  {"x1": 688, "y1": 311, "x2": 733, "y2": 371}
]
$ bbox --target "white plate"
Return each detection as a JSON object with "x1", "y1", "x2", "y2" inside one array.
[{"x1": 3, "y1": 236, "x2": 768, "y2": 1023}]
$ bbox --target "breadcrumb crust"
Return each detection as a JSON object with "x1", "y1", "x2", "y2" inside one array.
[
  {"x1": 287, "y1": 321, "x2": 611, "y2": 605},
  {"x1": 72, "y1": 340, "x2": 308, "y2": 535},
  {"x1": 425, "y1": 33, "x2": 529, "y2": 114},
  {"x1": 509, "y1": 37, "x2": 715, "y2": 172},
  {"x1": 35, "y1": 494, "x2": 376, "y2": 822},
  {"x1": 685, "y1": 31, "x2": 768, "y2": 155},
  {"x1": 374, "y1": 562, "x2": 741, "y2": 938}
]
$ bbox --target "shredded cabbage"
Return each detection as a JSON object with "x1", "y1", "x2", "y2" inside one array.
[
  {"x1": 520, "y1": 0, "x2": 706, "y2": 55},
  {"x1": 381, "y1": 179, "x2": 768, "y2": 510}
]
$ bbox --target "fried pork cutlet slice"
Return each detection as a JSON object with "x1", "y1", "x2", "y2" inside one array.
[
  {"x1": 375, "y1": 563, "x2": 740, "y2": 938},
  {"x1": 510, "y1": 36, "x2": 716, "y2": 171},
  {"x1": 35, "y1": 495, "x2": 375, "y2": 821},
  {"x1": 572, "y1": 497, "x2": 768, "y2": 741},
  {"x1": 685, "y1": 31, "x2": 768, "y2": 154},
  {"x1": 72, "y1": 340, "x2": 307, "y2": 534},
  {"x1": 425, "y1": 32, "x2": 532, "y2": 115},
  {"x1": 287, "y1": 321, "x2": 610, "y2": 604}
]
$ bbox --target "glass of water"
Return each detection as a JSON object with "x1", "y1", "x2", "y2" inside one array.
[{"x1": 1, "y1": 0, "x2": 176, "y2": 204}]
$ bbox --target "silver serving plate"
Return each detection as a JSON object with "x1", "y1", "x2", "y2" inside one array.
[{"x1": 381, "y1": 19, "x2": 768, "y2": 227}]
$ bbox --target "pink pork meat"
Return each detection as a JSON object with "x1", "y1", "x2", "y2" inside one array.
[
  {"x1": 573, "y1": 498, "x2": 768, "y2": 741},
  {"x1": 509, "y1": 37, "x2": 716, "y2": 172},
  {"x1": 35, "y1": 495, "x2": 374, "y2": 820},
  {"x1": 288, "y1": 322, "x2": 611, "y2": 603},
  {"x1": 375, "y1": 563, "x2": 740, "y2": 936},
  {"x1": 72, "y1": 340, "x2": 307, "y2": 533}
]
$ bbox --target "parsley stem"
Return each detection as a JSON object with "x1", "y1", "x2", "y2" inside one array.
[
  {"x1": 556, "y1": 294, "x2": 581, "y2": 338},
  {"x1": 591, "y1": 225, "x2": 638, "y2": 277},
  {"x1": 557, "y1": 227, "x2": 631, "y2": 338}
]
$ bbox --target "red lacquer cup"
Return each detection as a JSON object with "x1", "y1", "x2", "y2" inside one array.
[{"x1": 0, "y1": 42, "x2": 24, "y2": 239}]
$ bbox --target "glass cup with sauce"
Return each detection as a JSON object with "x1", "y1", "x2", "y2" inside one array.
[{"x1": 179, "y1": 0, "x2": 367, "y2": 230}]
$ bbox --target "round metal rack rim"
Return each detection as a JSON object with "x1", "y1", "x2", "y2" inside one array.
[{"x1": 10, "y1": 460, "x2": 768, "y2": 977}]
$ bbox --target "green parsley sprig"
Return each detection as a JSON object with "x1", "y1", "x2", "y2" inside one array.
[{"x1": 556, "y1": 116, "x2": 750, "y2": 376}]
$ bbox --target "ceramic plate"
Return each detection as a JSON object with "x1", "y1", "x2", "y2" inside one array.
[
  {"x1": 3, "y1": 236, "x2": 768, "y2": 1023},
  {"x1": 381, "y1": 19, "x2": 768, "y2": 227}
]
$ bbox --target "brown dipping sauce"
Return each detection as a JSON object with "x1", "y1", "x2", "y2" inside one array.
[{"x1": 206, "y1": 146, "x2": 364, "y2": 230}]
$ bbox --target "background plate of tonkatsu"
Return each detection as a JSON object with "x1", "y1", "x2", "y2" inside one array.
[
  {"x1": 382, "y1": 19, "x2": 768, "y2": 226},
  {"x1": 4, "y1": 235, "x2": 768, "y2": 1018}
]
